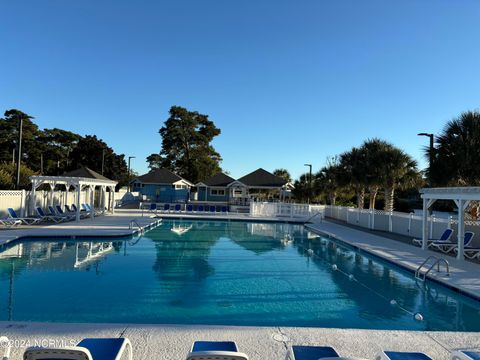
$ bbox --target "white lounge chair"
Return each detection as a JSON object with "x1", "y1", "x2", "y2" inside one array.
[
  {"x1": 23, "y1": 337, "x2": 132, "y2": 360},
  {"x1": 451, "y1": 350, "x2": 480, "y2": 360},
  {"x1": 0, "y1": 336, "x2": 11, "y2": 360},
  {"x1": 186, "y1": 341, "x2": 248, "y2": 360},
  {"x1": 7, "y1": 208, "x2": 41, "y2": 225},
  {"x1": 412, "y1": 228, "x2": 453, "y2": 247},
  {"x1": 0, "y1": 218, "x2": 22, "y2": 229},
  {"x1": 375, "y1": 351, "x2": 433, "y2": 360},
  {"x1": 430, "y1": 231, "x2": 474, "y2": 253}
]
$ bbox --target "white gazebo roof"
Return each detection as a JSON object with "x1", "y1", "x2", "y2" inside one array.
[{"x1": 421, "y1": 187, "x2": 480, "y2": 201}]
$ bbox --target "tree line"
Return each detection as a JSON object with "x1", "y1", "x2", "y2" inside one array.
[
  {"x1": 291, "y1": 110, "x2": 480, "y2": 211},
  {"x1": 0, "y1": 109, "x2": 129, "y2": 189}
]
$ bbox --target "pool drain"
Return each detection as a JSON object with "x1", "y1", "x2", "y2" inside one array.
[{"x1": 272, "y1": 333, "x2": 289, "y2": 342}]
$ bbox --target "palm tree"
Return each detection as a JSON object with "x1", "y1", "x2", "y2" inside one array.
[
  {"x1": 428, "y1": 110, "x2": 480, "y2": 186},
  {"x1": 292, "y1": 173, "x2": 310, "y2": 202},
  {"x1": 316, "y1": 159, "x2": 342, "y2": 205},
  {"x1": 339, "y1": 147, "x2": 367, "y2": 208},
  {"x1": 361, "y1": 139, "x2": 388, "y2": 209},
  {"x1": 273, "y1": 168, "x2": 292, "y2": 183}
]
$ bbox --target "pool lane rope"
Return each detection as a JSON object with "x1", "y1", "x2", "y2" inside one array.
[{"x1": 297, "y1": 238, "x2": 424, "y2": 322}]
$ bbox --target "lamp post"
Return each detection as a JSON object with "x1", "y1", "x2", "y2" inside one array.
[
  {"x1": 15, "y1": 116, "x2": 23, "y2": 190},
  {"x1": 304, "y1": 163, "x2": 312, "y2": 204},
  {"x1": 128, "y1": 156, "x2": 135, "y2": 192},
  {"x1": 418, "y1": 133, "x2": 434, "y2": 187}
]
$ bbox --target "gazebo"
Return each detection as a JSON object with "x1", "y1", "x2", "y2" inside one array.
[
  {"x1": 420, "y1": 187, "x2": 480, "y2": 260},
  {"x1": 29, "y1": 167, "x2": 117, "y2": 222}
]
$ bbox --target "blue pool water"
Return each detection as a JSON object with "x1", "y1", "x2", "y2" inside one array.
[{"x1": 1, "y1": 219, "x2": 479, "y2": 331}]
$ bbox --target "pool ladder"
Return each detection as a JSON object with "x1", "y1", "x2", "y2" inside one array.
[
  {"x1": 129, "y1": 220, "x2": 144, "y2": 233},
  {"x1": 415, "y1": 256, "x2": 450, "y2": 281}
]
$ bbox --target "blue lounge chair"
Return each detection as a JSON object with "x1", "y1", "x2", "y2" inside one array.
[
  {"x1": 292, "y1": 345, "x2": 339, "y2": 360},
  {"x1": 23, "y1": 337, "x2": 132, "y2": 360},
  {"x1": 149, "y1": 203, "x2": 157, "y2": 214},
  {"x1": 186, "y1": 204, "x2": 194, "y2": 212},
  {"x1": 86, "y1": 203, "x2": 102, "y2": 216},
  {"x1": 458, "y1": 245, "x2": 480, "y2": 260},
  {"x1": 430, "y1": 231, "x2": 474, "y2": 253},
  {"x1": 209, "y1": 205, "x2": 216, "y2": 213},
  {"x1": 36, "y1": 207, "x2": 65, "y2": 223},
  {"x1": 55, "y1": 205, "x2": 76, "y2": 220},
  {"x1": 375, "y1": 351, "x2": 433, "y2": 360},
  {"x1": 186, "y1": 341, "x2": 248, "y2": 360},
  {"x1": 451, "y1": 350, "x2": 480, "y2": 360},
  {"x1": 163, "y1": 203, "x2": 170, "y2": 213},
  {"x1": 66, "y1": 204, "x2": 88, "y2": 219},
  {"x1": 175, "y1": 204, "x2": 181, "y2": 212},
  {"x1": 198, "y1": 205, "x2": 204, "y2": 212},
  {"x1": 412, "y1": 228, "x2": 453, "y2": 247},
  {"x1": 49, "y1": 205, "x2": 74, "y2": 221},
  {"x1": 7, "y1": 208, "x2": 41, "y2": 225},
  {"x1": 221, "y1": 206, "x2": 228, "y2": 214}
]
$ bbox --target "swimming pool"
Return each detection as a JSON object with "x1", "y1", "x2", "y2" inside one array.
[{"x1": 1, "y1": 219, "x2": 479, "y2": 331}]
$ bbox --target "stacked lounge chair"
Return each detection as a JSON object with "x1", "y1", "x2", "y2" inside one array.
[
  {"x1": 430, "y1": 231, "x2": 474, "y2": 253},
  {"x1": 412, "y1": 228, "x2": 453, "y2": 247},
  {"x1": 36, "y1": 207, "x2": 66, "y2": 223},
  {"x1": 186, "y1": 341, "x2": 248, "y2": 360}
]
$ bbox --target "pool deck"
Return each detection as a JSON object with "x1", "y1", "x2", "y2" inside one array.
[
  {"x1": 1, "y1": 321, "x2": 479, "y2": 360},
  {"x1": 307, "y1": 220, "x2": 480, "y2": 300}
]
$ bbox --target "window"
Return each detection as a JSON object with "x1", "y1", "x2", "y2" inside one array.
[
  {"x1": 175, "y1": 184, "x2": 187, "y2": 189},
  {"x1": 210, "y1": 189, "x2": 225, "y2": 196}
]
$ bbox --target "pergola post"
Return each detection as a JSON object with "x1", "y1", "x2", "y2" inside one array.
[
  {"x1": 457, "y1": 199, "x2": 465, "y2": 261},
  {"x1": 110, "y1": 186, "x2": 115, "y2": 214},
  {"x1": 422, "y1": 197, "x2": 428, "y2": 250},
  {"x1": 30, "y1": 179, "x2": 37, "y2": 216},
  {"x1": 75, "y1": 184, "x2": 81, "y2": 222},
  {"x1": 90, "y1": 186, "x2": 95, "y2": 220}
]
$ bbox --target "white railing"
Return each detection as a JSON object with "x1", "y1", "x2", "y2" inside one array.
[
  {"x1": 250, "y1": 202, "x2": 325, "y2": 221},
  {"x1": 322, "y1": 205, "x2": 480, "y2": 239}
]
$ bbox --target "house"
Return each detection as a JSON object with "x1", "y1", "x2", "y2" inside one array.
[
  {"x1": 195, "y1": 172, "x2": 235, "y2": 203},
  {"x1": 130, "y1": 168, "x2": 193, "y2": 203}
]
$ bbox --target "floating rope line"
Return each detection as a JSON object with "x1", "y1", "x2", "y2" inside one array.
[{"x1": 294, "y1": 237, "x2": 423, "y2": 321}]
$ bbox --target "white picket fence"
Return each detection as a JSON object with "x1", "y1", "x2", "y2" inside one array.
[
  {"x1": 323, "y1": 205, "x2": 480, "y2": 244},
  {"x1": 0, "y1": 189, "x2": 126, "y2": 218},
  {"x1": 250, "y1": 202, "x2": 325, "y2": 221}
]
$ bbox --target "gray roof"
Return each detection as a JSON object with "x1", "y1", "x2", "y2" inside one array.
[
  {"x1": 202, "y1": 173, "x2": 235, "y2": 187},
  {"x1": 134, "y1": 168, "x2": 187, "y2": 184},
  {"x1": 62, "y1": 167, "x2": 112, "y2": 181},
  {"x1": 237, "y1": 168, "x2": 287, "y2": 187}
]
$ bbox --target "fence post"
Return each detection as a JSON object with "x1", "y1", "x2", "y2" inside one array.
[
  {"x1": 20, "y1": 190, "x2": 26, "y2": 217},
  {"x1": 430, "y1": 214, "x2": 435, "y2": 238},
  {"x1": 372, "y1": 209, "x2": 375, "y2": 229},
  {"x1": 408, "y1": 213, "x2": 413, "y2": 234},
  {"x1": 346, "y1": 209, "x2": 349, "y2": 223},
  {"x1": 388, "y1": 212, "x2": 393, "y2": 232},
  {"x1": 357, "y1": 208, "x2": 360, "y2": 224},
  {"x1": 448, "y1": 216, "x2": 452, "y2": 230}
]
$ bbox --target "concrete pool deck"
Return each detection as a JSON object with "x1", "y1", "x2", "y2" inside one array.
[
  {"x1": 307, "y1": 220, "x2": 480, "y2": 300},
  {"x1": 1, "y1": 321, "x2": 479, "y2": 360}
]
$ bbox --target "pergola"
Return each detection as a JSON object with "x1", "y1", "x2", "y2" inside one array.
[
  {"x1": 420, "y1": 187, "x2": 480, "y2": 260},
  {"x1": 29, "y1": 167, "x2": 117, "y2": 222}
]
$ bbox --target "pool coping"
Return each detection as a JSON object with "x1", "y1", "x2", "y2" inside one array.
[{"x1": 306, "y1": 221, "x2": 480, "y2": 302}]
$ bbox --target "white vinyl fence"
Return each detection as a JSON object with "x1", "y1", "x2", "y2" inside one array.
[
  {"x1": 324, "y1": 205, "x2": 480, "y2": 246},
  {"x1": 250, "y1": 202, "x2": 325, "y2": 221},
  {"x1": 0, "y1": 189, "x2": 125, "y2": 218}
]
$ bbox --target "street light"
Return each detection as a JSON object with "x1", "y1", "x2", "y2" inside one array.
[
  {"x1": 304, "y1": 163, "x2": 312, "y2": 204},
  {"x1": 417, "y1": 133, "x2": 434, "y2": 187},
  {"x1": 15, "y1": 116, "x2": 23, "y2": 190},
  {"x1": 128, "y1": 156, "x2": 135, "y2": 192}
]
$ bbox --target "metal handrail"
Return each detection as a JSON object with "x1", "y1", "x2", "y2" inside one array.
[
  {"x1": 306, "y1": 211, "x2": 324, "y2": 223},
  {"x1": 415, "y1": 256, "x2": 450, "y2": 281},
  {"x1": 129, "y1": 220, "x2": 143, "y2": 231}
]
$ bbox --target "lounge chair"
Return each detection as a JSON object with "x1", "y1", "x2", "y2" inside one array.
[
  {"x1": 209, "y1": 205, "x2": 216, "y2": 213},
  {"x1": 457, "y1": 246, "x2": 480, "y2": 260},
  {"x1": 163, "y1": 204, "x2": 170, "y2": 213},
  {"x1": 0, "y1": 218, "x2": 22, "y2": 228},
  {"x1": 412, "y1": 228, "x2": 453, "y2": 247},
  {"x1": 66, "y1": 205, "x2": 89, "y2": 219},
  {"x1": 430, "y1": 231, "x2": 474, "y2": 253},
  {"x1": 36, "y1": 207, "x2": 65, "y2": 223},
  {"x1": 451, "y1": 350, "x2": 480, "y2": 360},
  {"x1": 186, "y1": 341, "x2": 248, "y2": 360},
  {"x1": 0, "y1": 336, "x2": 10, "y2": 360},
  {"x1": 221, "y1": 206, "x2": 228, "y2": 214},
  {"x1": 197, "y1": 205, "x2": 204, "y2": 212},
  {"x1": 292, "y1": 345, "x2": 339, "y2": 360},
  {"x1": 7, "y1": 208, "x2": 41, "y2": 225},
  {"x1": 174, "y1": 204, "x2": 181, "y2": 212},
  {"x1": 85, "y1": 203, "x2": 103, "y2": 216},
  {"x1": 55, "y1": 205, "x2": 77, "y2": 220},
  {"x1": 48, "y1": 206, "x2": 75, "y2": 221},
  {"x1": 23, "y1": 337, "x2": 132, "y2": 360},
  {"x1": 186, "y1": 204, "x2": 194, "y2": 212},
  {"x1": 375, "y1": 351, "x2": 433, "y2": 360}
]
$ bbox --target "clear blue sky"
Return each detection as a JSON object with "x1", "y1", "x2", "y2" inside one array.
[{"x1": 1, "y1": 1, "x2": 479, "y2": 179}]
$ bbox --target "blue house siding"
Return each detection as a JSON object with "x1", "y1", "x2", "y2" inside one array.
[
  {"x1": 197, "y1": 187, "x2": 229, "y2": 202},
  {"x1": 132, "y1": 184, "x2": 190, "y2": 203}
]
